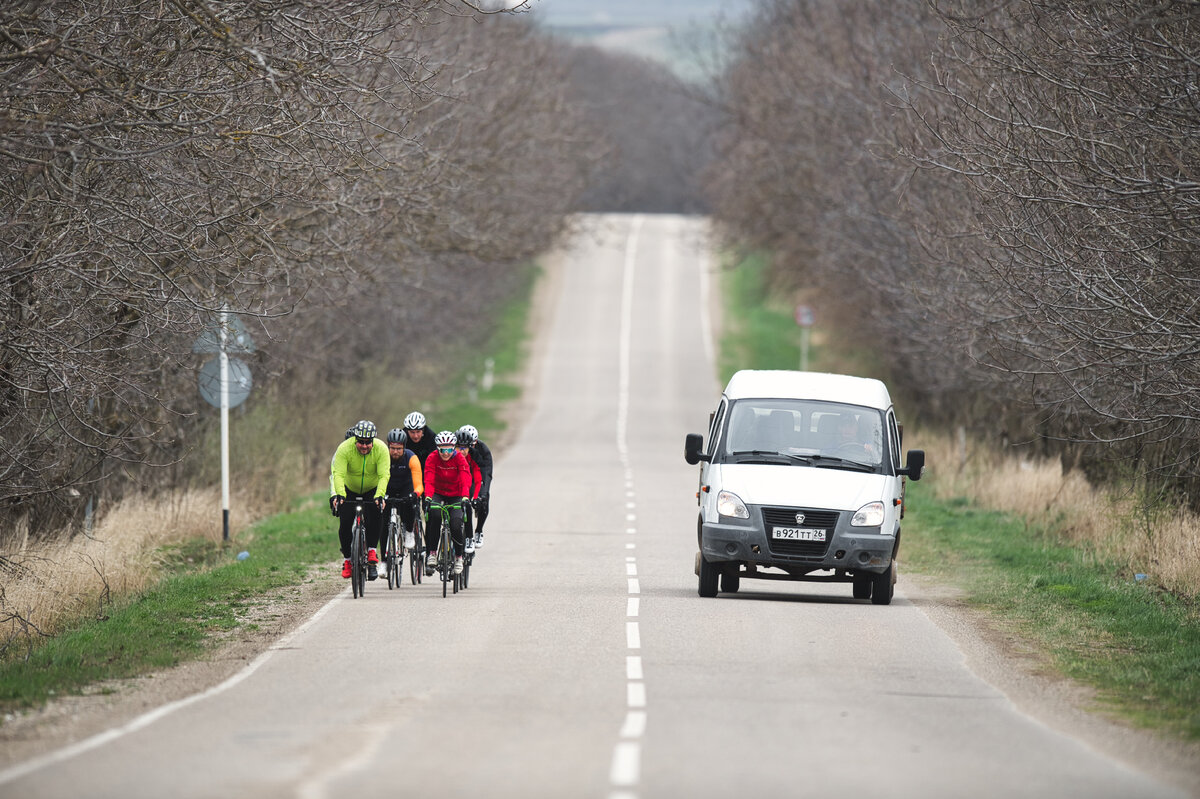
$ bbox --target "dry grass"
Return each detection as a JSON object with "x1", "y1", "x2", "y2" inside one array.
[
  {"x1": 0, "y1": 488, "x2": 267, "y2": 651},
  {"x1": 918, "y1": 428, "x2": 1200, "y2": 600}
]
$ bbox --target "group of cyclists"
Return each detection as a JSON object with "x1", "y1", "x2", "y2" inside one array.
[{"x1": 329, "y1": 411, "x2": 493, "y2": 583}]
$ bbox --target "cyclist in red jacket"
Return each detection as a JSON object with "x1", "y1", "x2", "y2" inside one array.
[{"x1": 423, "y1": 430, "x2": 472, "y2": 575}]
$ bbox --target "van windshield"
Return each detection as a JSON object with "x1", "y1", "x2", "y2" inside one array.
[{"x1": 720, "y1": 400, "x2": 887, "y2": 471}]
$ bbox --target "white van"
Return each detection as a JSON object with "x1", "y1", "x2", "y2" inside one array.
[{"x1": 684, "y1": 370, "x2": 924, "y2": 604}]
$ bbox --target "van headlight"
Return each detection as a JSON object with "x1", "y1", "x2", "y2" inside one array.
[
  {"x1": 851, "y1": 501, "x2": 886, "y2": 527},
  {"x1": 716, "y1": 490, "x2": 750, "y2": 519}
]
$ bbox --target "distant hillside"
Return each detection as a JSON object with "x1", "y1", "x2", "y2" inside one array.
[
  {"x1": 524, "y1": 0, "x2": 751, "y2": 28},
  {"x1": 522, "y1": 0, "x2": 752, "y2": 80}
]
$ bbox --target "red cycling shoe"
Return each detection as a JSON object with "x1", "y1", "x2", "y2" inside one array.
[{"x1": 341, "y1": 559, "x2": 351, "y2": 579}]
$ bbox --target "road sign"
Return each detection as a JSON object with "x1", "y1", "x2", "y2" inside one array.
[
  {"x1": 198, "y1": 356, "x2": 253, "y2": 409},
  {"x1": 795, "y1": 304, "x2": 815, "y2": 327},
  {"x1": 193, "y1": 315, "x2": 256, "y2": 355}
]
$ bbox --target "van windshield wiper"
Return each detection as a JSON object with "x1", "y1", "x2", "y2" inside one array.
[
  {"x1": 730, "y1": 450, "x2": 813, "y2": 465},
  {"x1": 809, "y1": 455, "x2": 875, "y2": 472}
]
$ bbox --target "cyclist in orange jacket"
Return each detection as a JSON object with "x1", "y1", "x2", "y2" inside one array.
[{"x1": 385, "y1": 427, "x2": 424, "y2": 550}]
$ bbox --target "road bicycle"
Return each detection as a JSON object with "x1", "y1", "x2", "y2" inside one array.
[
  {"x1": 408, "y1": 504, "x2": 424, "y2": 585},
  {"x1": 426, "y1": 499, "x2": 467, "y2": 597},
  {"x1": 349, "y1": 503, "x2": 368, "y2": 599},
  {"x1": 462, "y1": 499, "x2": 476, "y2": 590},
  {"x1": 383, "y1": 507, "x2": 405, "y2": 590}
]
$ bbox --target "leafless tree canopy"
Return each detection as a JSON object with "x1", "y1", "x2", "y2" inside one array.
[
  {"x1": 0, "y1": 1, "x2": 591, "y2": 533},
  {"x1": 565, "y1": 45, "x2": 718, "y2": 213},
  {"x1": 707, "y1": 0, "x2": 1200, "y2": 500}
]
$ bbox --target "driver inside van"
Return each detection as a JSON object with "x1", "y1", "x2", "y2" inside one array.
[{"x1": 833, "y1": 414, "x2": 877, "y2": 460}]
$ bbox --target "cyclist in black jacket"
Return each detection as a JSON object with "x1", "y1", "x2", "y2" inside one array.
[
  {"x1": 403, "y1": 411, "x2": 437, "y2": 467},
  {"x1": 457, "y1": 424, "x2": 493, "y2": 547}
]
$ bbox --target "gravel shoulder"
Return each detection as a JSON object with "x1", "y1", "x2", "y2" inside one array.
[{"x1": 905, "y1": 575, "x2": 1200, "y2": 797}]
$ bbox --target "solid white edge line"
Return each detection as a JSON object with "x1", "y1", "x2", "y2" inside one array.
[
  {"x1": 0, "y1": 590, "x2": 347, "y2": 787},
  {"x1": 698, "y1": 223, "x2": 715, "y2": 370}
]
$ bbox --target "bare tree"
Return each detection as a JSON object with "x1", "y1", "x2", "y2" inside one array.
[{"x1": 0, "y1": 1, "x2": 591, "y2": 535}]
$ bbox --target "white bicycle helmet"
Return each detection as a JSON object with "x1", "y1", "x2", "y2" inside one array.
[
  {"x1": 403, "y1": 411, "x2": 426, "y2": 430},
  {"x1": 434, "y1": 430, "x2": 456, "y2": 447}
]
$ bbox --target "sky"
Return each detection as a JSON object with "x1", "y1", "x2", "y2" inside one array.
[{"x1": 517, "y1": 0, "x2": 752, "y2": 28}]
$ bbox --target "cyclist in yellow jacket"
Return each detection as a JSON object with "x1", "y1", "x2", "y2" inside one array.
[{"x1": 331, "y1": 420, "x2": 390, "y2": 580}]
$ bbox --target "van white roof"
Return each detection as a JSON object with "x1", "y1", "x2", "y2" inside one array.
[{"x1": 722, "y1": 370, "x2": 893, "y2": 410}]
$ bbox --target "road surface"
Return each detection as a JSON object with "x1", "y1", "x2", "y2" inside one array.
[{"x1": 1, "y1": 214, "x2": 1189, "y2": 799}]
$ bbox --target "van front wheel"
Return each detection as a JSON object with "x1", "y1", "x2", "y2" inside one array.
[
  {"x1": 698, "y1": 555, "x2": 719, "y2": 597},
  {"x1": 870, "y1": 561, "x2": 895, "y2": 605}
]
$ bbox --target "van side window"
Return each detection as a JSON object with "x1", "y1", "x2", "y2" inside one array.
[
  {"x1": 887, "y1": 411, "x2": 901, "y2": 471},
  {"x1": 706, "y1": 401, "x2": 726, "y2": 459}
]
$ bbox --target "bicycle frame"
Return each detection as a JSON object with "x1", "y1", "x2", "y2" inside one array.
[
  {"x1": 350, "y1": 504, "x2": 367, "y2": 598},
  {"x1": 426, "y1": 499, "x2": 466, "y2": 596}
]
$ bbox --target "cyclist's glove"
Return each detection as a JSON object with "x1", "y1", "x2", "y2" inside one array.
[
  {"x1": 330, "y1": 496, "x2": 342, "y2": 517},
  {"x1": 375, "y1": 496, "x2": 386, "y2": 512}
]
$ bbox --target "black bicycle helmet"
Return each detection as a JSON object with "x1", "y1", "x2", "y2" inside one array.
[
  {"x1": 456, "y1": 424, "x2": 478, "y2": 445},
  {"x1": 455, "y1": 428, "x2": 473, "y2": 447},
  {"x1": 386, "y1": 427, "x2": 406, "y2": 445}
]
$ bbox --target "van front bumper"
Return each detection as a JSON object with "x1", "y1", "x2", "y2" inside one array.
[{"x1": 700, "y1": 512, "x2": 895, "y2": 575}]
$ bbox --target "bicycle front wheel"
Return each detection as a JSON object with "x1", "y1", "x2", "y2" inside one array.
[
  {"x1": 386, "y1": 523, "x2": 399, "y2": 590},
  {"x1": 350, "y1": 522, "x2": 364, "y2": 599}
]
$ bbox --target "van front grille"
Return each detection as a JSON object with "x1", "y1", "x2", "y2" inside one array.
[{"x1": 761, "y1": 507, "x2": 839, "y2": 560}]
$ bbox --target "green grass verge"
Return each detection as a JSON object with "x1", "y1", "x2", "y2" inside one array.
[
  {"x1": 717, "y1": 249, "x2": 1200, "y2": 741},
  {"x1": 0, "y1": 263, "x2": 541, "y2": 715},
  {"x1": 718, "y1": 252, "x2": 800, "y2": 382},
  {"x1": 0, "y1": 497, "x2": 330, "y2": 708},
  {"x1": 904, "y1": 489, "x2": 1200, "y2": 740}
]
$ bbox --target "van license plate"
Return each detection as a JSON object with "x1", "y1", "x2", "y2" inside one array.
[{"x1": 772, "y1": 527, "x2": 826, "y2": 541}]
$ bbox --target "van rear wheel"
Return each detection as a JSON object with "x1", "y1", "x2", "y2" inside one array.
[
  {"x1": 870, "y1": 561, "x2": 895, "y2": 605},
  {"x1": 698, "y1": 555, "x2": 719, "y2": 597}
]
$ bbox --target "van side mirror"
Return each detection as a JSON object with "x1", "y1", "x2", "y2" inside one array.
[
  {"x1": 899, "y1": 449, "x2": 925, "y2": 481},
  {"x1": 684, "y1": 433, "x2": 709, "y2": 465}
]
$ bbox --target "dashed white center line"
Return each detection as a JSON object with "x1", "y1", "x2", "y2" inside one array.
[
  {"x1": 610, "y1": 742, "x2": 641, "y2": 788},
  {"x1": 620, "y1": 711, "x2": 647, "y2": 738},
  {"x1": 611, "y1": 215, "x2": 644, "y2": 799},
  {"x1": 627, "y1": 682, "x2": 647, "y2": 708}
]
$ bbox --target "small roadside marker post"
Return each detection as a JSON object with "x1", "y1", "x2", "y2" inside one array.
[{"x1": 794, "y1": 304, "x2": 814, "y2": 371}]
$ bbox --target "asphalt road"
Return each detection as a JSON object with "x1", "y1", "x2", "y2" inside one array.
[{"x1": 1, "y1": 214, "x2": 1188, "y2": 799}]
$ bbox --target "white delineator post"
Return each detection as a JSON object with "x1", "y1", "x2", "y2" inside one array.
[{"x1": 219, "y1": 307, "x2": 231, "y2": 542}]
